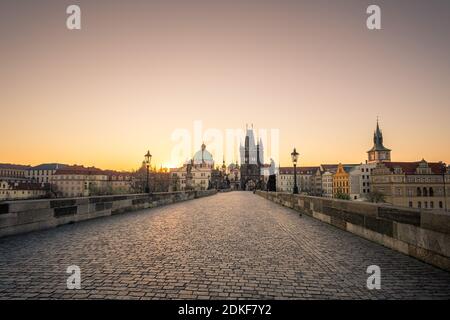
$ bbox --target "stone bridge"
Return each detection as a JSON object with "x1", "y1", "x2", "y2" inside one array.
[{"x1": 0, "y1": 192, "x2": 450, "y2": 299}]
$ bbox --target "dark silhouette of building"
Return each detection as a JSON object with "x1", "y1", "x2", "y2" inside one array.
[{"x1": 240, "y1": 125, "x2": 263, "y2": 190}]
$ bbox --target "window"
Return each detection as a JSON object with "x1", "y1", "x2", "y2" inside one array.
[
  {"x1": 425, "y1": 201, "x2": 428, "y2": 209},
  {"x1": 418, "y1": 201, "x2": 422, "y2": 208},
  {"x1": 430, "y1": 201, "x2": 434, "y2": 209},
  {"x1": 409, "y1": 201, "x2": 413, "y2": 208},
  {"x1": 429, "y1": 187, "x2": 434, "y2": 197},
  {"x1": 423, "y1": 187, "x2": 428, "y2": 197},
  {"x1": 439, "y1": 201, "x2": 443, "y2": 209},
  {"x1": 417, "y1": 187, "x2": 422, "y2": 197}
]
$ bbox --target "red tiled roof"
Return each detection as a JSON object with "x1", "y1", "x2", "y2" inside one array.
[
  {"x1": 54, "y1": 166, "x2": 135, "y2": 179},
  {"x1": 278, "y1": 166, "x2": 320, "y2": 174},
  {"x1": 382, "y1": 161, "x2": 446, "y2": 174},
  {"x1": 54, "y1": 165, "x2": 105, "y2": 175}
]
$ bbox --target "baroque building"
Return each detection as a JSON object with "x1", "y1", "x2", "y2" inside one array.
[
  {"x1": 27, "y1": 163, "x2": 67, "y2": 184},
  {"x1": 371, "y1": 160, "x2": 449, "y2": 210},
  {"x1": 52, "y1": 165, "x2": 133, "y2": 197},
  {"x1": 170, "y1": 143, "x2": 214, "y2": 191},
  {"x1": 0, "y1": 163, "x2": 31, "y2": 183},
  {"x1": 277, "y1": 166, "x2": 320, "y2": 194}
]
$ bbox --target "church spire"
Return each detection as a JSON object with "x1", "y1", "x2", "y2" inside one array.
[{"x1": 374, "y1": 118, "x2": 383, "y2": 146}]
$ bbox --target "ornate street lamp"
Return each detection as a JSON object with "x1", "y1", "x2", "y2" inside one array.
[
  {"x1": 291, "y1": 147, "x2": 299, "y2": 194},
  {"x1": 144, "y1": 150, "x2": 152, "y2": 193}
]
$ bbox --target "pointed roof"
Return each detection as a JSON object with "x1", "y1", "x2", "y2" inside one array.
[{"x1": 368, "y1": 119, "x2": 391, "y2": 152}]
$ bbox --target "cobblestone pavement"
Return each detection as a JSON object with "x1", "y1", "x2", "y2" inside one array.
[{"x1": 1, "y1": 192, "x2": 449, "y2": 300}]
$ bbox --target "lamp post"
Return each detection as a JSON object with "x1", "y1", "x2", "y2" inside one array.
[
  {"x1": 144, "y1": 150, "x2": 152, "y2": 193},
  {"x1": 291, "y1": 147, "x2": 299, "y2": 194}
]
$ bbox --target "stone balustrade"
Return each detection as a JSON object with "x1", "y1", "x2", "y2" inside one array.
[
  {"x1": 256, "y1": 191, "x2": 450, "y2": 271},
  {"x1": 0, "y1": 190, "x2": 217, "y2": 238}
]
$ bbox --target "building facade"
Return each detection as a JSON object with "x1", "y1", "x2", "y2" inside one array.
[
  {"x1": 276, "y1": 166, "x2": 320, "y2": 194},
  {"x1": 170, "y1": 143, "x2": 214, "y2": 191},
  {"x1": 0, "y1": 181, "x2": 48, "y2": 201},
  {"x1": 27, "y1": 163, "x2": 67, "y2": 184},
  {"x1": 52, "y1": 166, "x2": 109, "y2": 197},
  {"x1": 321, "y1": 171, "x2": 334, "y2": 198},
  {"x1": 0, "y1": 164, "x2": 30, "y2": 183},
  {"x1": 371, "y1": 160, "x2": 449, "y2": 211},
  {"x1": 333, "y1": 163, "x2": 350, "y2": 197},
  {"x1": 349, "y1": 162, "x2": 377, "y2": 200}
]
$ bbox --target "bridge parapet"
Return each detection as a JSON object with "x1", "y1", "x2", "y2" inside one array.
[
  {"x1": 0, "y1": 190, "x2": 217, "y2": 238},
  {"x1": 256, "y1": 191, "x2": 450, "y2": 272}
]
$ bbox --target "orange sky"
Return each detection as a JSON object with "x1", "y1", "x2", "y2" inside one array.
[{"x1": 1, "y1": 0, "x2": 450, "y2": 171}]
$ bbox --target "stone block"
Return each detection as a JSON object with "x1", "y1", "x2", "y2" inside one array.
[
  {"x1": 378, "y1": 206, "x2": 420, "y2": 226},
  {"x1": 311, "y1": 198, "x2": 323, "y2": 213},
  {"x1": 75, "y1": 198, "x2": 89, "y2": 206},
  {"x1": 313, "y1": 211, "x2": 331, "y2": 224},
  {"x1": 346, "y1": 222, "x2": 366, "y2": 238},
  {"x1": 95, "y1": 203, "x2": 105, "y2": 211},
  {"x1": 132, "y1": 198, "x2": 148, "y2": 205},
  {"x1": 407, "y1": 244, "x2": 450, "y2": 271},
  {"x1": 0, "y1": 213, "x2": 18, "y2": 228},
  {"x1": 9, "y1": 200, "x2": 50, "y2": 212},
  {"x1": 322, "y1": 206, "x2": 341, "y2": 218},
  {"x1": 362, "y1": 226, "x2": 384, "y2": 244},
  {"x1": 304, "y1": 199, "x2": 311, "y2": 210},
  {"x1": 346, "y1": 201, "x2": 378, "y2": 217},
  {"x1": 112, "y1": 199, "x2": 132, "y2": 211},
  {"x1": 421, "y1": 211, "x2": 450, "y2": 234},
  {"x1": 112, "y1": 195, "x2": 128, "y2": 201},
  {"x1": 390, "y1": 238, "x2": 409, "y2": 255},
  {"x1": 396, "y1": 223, "x2": 450, "y2": 257},
  {"x1": 364, "y1": 216, "x2": 393, "y2": 237},
  {"x1": 54, "y1": 206, "x2": 77, "y2": 217},
  {"x1": 342, "y1": 211, "x2": 365, "y2": 227},
  {"x1": 50, "y1": 199, "x2": 76, "y2": 208},
  {"x1": 17, "y1": 209, "x2": 54, "y2": 225},
  {"x1": 330, "y1": 216, "x2": 346, "y2": 230},
  {"x1": 77, "y1": 204, "x2": 90, "y2": 215}
]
